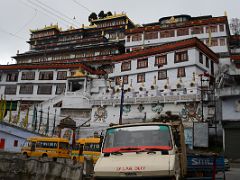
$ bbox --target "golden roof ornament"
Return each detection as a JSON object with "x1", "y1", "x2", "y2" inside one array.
[
  {"x1": 73, "y1": 69, "x2": 85, "y2": 77},
  {"x1": 167, "y1": 16, "x2": 177, "y2": 24}
]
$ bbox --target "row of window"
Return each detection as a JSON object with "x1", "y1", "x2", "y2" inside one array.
[
  {"x1": 4, "y1": 84, "x2": 65, "y2": 95},
  {"x1": 5, "y1": 71, "x2": 67, "y2": 82},
  {"x1": 127, "y1": 24, "x2": 225, "y2": 42},
  {"x1": 116, "y1": 67, "x2": 187, "y2": 85},
  {"x1": 121, "y1": 51, "x2": 188, "y2": 71}
]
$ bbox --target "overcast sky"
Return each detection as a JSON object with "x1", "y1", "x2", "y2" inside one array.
[{"x1": 0, "y1": 0, "x2": 239, "y2": 64}]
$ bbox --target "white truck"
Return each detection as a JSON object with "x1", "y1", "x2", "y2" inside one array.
[{"x1": 94, "y1": 121, "x2": 187, "y2": 179}]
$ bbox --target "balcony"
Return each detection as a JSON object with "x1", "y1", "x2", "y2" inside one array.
[{"x1": 216, "y1": 86, "x2": 240, "y2": 97}]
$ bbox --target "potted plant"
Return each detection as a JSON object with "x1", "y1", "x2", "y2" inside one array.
[
  {"x1": 164, "y1": 85, "x2": 168, "y2": 89},
  {"x1": 139, "y1": 87, "x2": 143, "y2": 91},
  {"x1": 127, "y1": 87, "x2": 131, "y2": 92},
  {"x1": 151, "y1": 85, "x2": 155, "y2": 90}
]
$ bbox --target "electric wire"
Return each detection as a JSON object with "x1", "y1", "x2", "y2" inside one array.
[
  {"x1": 27, "y1": 0, "x2": 76, "y2": 27},
  {"x1": 71, "y1": 0, "x2": 92, "y2": 13},
  {"x1": 34, "y1": 0, "x2": 81, "y2": 26}
]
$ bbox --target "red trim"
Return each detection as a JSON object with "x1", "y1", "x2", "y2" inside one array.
[
  {"x1": 0, "y1": 63, "x2": 105, "y2": 75},
  {"x1": 112, "y1": 38, "x2": 218, "y2": 63},
  {"x1": 103, "y1": 145, "x2": 172, "y2": 153},
  {"x1": 126, "y1": 16, "x2": 227, "y2": 34},
  {"x1": 231, "y1": 55, "x2": 240, "y2": 61}
]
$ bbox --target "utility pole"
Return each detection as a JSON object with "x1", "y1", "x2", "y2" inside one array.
[{"x1": 119, "y1": 77, "x2": 124, "y2": 125}]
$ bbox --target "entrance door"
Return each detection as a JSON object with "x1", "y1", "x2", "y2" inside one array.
[{"x1": 0, "y1": 139, "x2": 5, "y2": 149}]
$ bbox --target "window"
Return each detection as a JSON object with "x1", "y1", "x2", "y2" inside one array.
[
  {"x1": 127, "y1": 36, "x2": 131, "y2": 42},
  {"x1": 56, "y1": 84, "x2": 66, "y2": 95},
  {"x1": 19, "y1": 85, "x2": 33, "y2": 94},
  {"x1": 158, "y1": 70, "x2": 167, "y2": 80},
  {"x1": 144, "y1": 32, "x2": 158, "y2": 40},
  {"x1": 84, "y1": 143, "x2": 101, "y2": 152},
  {"x1": 14, "y1": 140, "x2": 18, "y2": 147},
  {"x1": 115, "y1": 77, "x2": 121, "y2": 85},
  {"x1": 39, "y1": 71, "x2": 53, "y2": 80},
  {"x1": 6, "y1": 73, "x2": 18, "y2": 82},
  {"x1": 137, "y1": 58, "x2": 148, "y2": 69},
  {"x1": 177, "y1": 28, "x2": 189, "y2": 36},
  {"x1": 191, "y1": 26, "x2": 204, "y2": 34},
  {"x1": 206, "y1": 57, "x2": 209, "y2": 68},
  {"x1": 206, "y1": 38, "x2": 218, "y2": 46},
  {"x1": 4, "y1": 85, "x2": 17, "y2": 95},
  {"x1": 199, "y1": 52, "x2": 203, "y2": 64},
  {"x1": 137, "y1": 73, "x2": 145, "y2": 83},
  {"x1": 121, "y1": 61, "x2": 131, "y2": 71},
  {"x1": 175, "y1": 51, "x2": 188, "y2": 63},
  {"x1": 123, "y1": 75, "x2": 128, "y2": 84},
  {"x1": 37, "y1": 85, "x2": 52, "y2": 95},
  {"x1": 155, "y1": 55, "x2": 167, "y2": 66},
  {"x1": 21, "y1": 72, "x2": 35, "y2": 80},
  {"x1": 132, "y1": 33, "x2": 142, "y2": 41},
  {"x1": 206, "y1": 25, "x2": 218, "y2": 33},
  {"x1": 219, "y1": 24, "x2": 225, "y2": 32},
  {"x1": 160, "y1": 30, "x2": 175, "y2": 38},
  {"x1": 220, "y1": 38, "x2": 226, "y2": 46},
  {"x1": 177, "y1": 67, "x2": 186, "y2": 77},
  {"x1": 57, "y1": 71, "x2": 67, "y2": 80}
]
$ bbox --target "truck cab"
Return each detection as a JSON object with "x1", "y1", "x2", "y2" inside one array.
[{"x1": 94, "y1": 122, "x2": 186, "y2": 179}]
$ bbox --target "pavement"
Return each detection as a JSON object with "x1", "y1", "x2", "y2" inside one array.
[{"x1": 225, "y1": 163, "x2": 240, "y2": 180}]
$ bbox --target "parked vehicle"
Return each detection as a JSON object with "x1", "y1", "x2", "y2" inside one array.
[
  {"x1": 94, "y1": 121, "x2": 187, "y2": 179},
  {"x1": 71, "y1": 137, "x2": 101, "y2": 164},
  {"x1": 21, "y1": 137, "x2": 70, "y2": 159}
]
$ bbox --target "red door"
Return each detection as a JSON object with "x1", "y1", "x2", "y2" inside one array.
[{"x1": 0, "y1": 139, "x2": 5, "y2": 149}]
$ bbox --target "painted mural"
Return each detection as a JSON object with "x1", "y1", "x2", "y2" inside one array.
[{"x1": 94, "y1": 106, "x2": 108, "y2": 122}]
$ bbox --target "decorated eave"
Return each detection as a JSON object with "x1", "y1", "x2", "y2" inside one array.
[
  {"x1": 0, "y1": 63, "x2": 105, "y2": 75},
  {"x1": 30, "y1": 24, "x2": 60, "y2": 33},
  {"x1": 126, "y1": 16, "x2": 228, "y2": 34},
  {"x1": 111, "y1": 37, "x2": 219, "y2": 63}
]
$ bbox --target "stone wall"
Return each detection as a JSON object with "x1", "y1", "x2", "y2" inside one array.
[{"x1": 0, "y1": 153, "x2": 83, "y2": 180}]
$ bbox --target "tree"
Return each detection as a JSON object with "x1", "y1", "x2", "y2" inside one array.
[
  {"x1": 230, "y1": 18, "x2": 240, "y2": 35},
  {"x1": 88, "y1": 12, "x2": 98, "y2": 22},
  {"x1": 106, "y1": 11, "x2": 113, "y2": 16},
  {"x1": 98, "y1": 11, "x2": 106, "y2": 19}
]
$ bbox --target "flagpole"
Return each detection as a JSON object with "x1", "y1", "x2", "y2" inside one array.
[{"x1": 52, "y1": 109, "x2": 57, "y2": 136}]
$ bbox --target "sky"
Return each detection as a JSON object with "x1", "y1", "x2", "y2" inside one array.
[{"x1": 0, "y1": 0, "x2": 239, "y2": 65}]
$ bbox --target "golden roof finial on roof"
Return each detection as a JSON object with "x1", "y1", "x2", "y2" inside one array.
[{"x1": 224, "y1": 11, "x2": 228, "y2": 17}]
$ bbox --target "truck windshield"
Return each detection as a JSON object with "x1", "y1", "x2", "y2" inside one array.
[{"x1": 103, "y1": 125, "x2": 172, "y2": 153}]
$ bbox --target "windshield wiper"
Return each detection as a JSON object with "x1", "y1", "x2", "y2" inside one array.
[
  {"x1": 120, "y1": 147, "x2": 141, "y2": 151},
  {"x1": 111, "y1": 151, "x2": 123, "y2": 155}
]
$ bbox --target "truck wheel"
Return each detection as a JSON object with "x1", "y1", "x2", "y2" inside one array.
[
  {"x1": 23, "y1": 152, "x2": 28, "y2": 158},
  {"x1": 42, "y1": 153, "x2": 48, "y2": 160}
]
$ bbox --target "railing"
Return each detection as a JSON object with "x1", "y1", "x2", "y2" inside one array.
[
  {"x1": 216, "y1": 86, "x2": 240, "y2": 97},
  {"x1": 89, "y1": 94, "x2": 201, "y2": 106}
]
